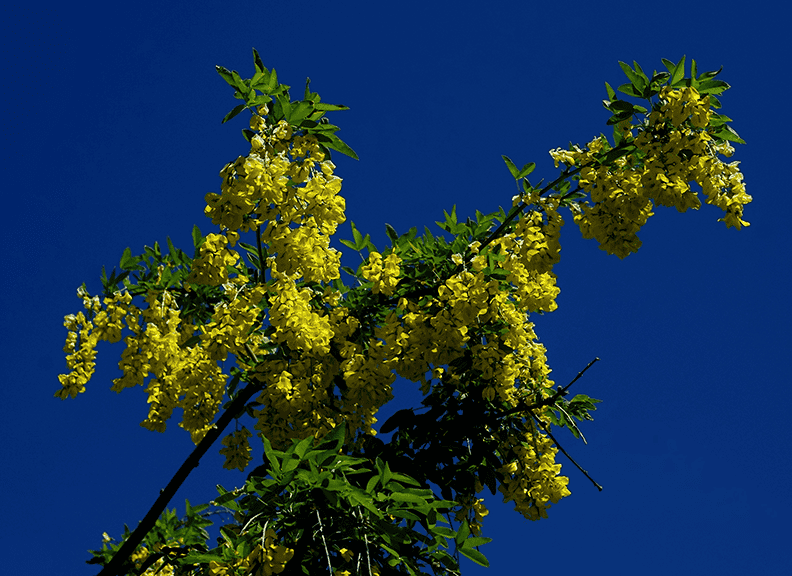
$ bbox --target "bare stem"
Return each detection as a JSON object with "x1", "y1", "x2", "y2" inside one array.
[
  {"x1": 499, "y1": 357, "x2": 600, "y2": 419},
  {"x1": 532, "y1": 412, "x2": 603, "y2": 491}
]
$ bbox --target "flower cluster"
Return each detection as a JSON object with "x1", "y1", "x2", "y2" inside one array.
[
  {"x1": 454, "y1": 487, "x2": 490, "y2": 536},
  {"x1": 219, "y1": 427, "x2": 253, "y2": 471},
  {"x1": 129, "y1": 547, "x2": 174, "y2": 576},
  {"x1": 205, "y1": 117, "x2": 345, "y2": 284},
  {"x1": 208, "y1": 528, "x2": 294, "y2": 576},
  {"x1": 55, "y1": 288, "x2": 131, "y2": 399},
  {"x1": 550, "y1": 86, "x2": 750, "y2": 258},
  {"x1": 187, "y1": 232, "x2": 240, "y2": 286},
  {"x1": 360, "y1": 251, "x2": 403, "y2": 296},
  {"x1": 498, "y1": 430, "x2": 572, "y2": 520}
]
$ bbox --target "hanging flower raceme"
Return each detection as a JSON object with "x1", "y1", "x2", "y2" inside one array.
[
  {"x1": 549, "y1": 85, "x2": 750, "y2": 258},
  {"x1": 219, "y1": 427, "x2": 253, "y2": 471},
  {"x1": 361, "y1": 251, "x2": 403, "y2": 296},
  {"x1": 497, "y1": 430, "x2": 571, "y2": 521},
  {"x1": 55, "y1": 288, "x2": 132, "y2": 399}
]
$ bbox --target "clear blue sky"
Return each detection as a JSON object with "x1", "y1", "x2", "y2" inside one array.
[{"x1": 3, "y1": 1, "x2": 789, "y2": 574}]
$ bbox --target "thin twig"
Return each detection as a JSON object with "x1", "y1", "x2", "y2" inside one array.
[
  {"x1": 477, "y1": 139, "x2": 633, "y2": 254},
  {"x1": 255, "y1": 225, "x2": 266, "y2": 283},
  {"x1": 244, "y1": 342, "x2": 259, "y2": 363},
  {"x1": 359, "y1": 507, "x2": 373, "y2": 576},
  {"x1": 557, "y1": 357, "x2": 601, "y2": 397},
  {"x1": 498, "y1": 357, "x2": 600, "y2": 419},
  {"x1": 531, "y1": 412, "x2": 602, "y2": 491},
  {"x1": 316, "y1": 510, "x2": 333, "y2": 575}
]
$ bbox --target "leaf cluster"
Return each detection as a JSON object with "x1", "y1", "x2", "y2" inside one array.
[
  {"x1": 92, "y1": 427, "x2": 491, "y2": 575},
  {"x1": 217, "y1": 48, "x2": 358, "y2": 160},
  {"x1": 602, "y1": 56, "x2": 743, "y2": 145},
  {"x1": 88, "y1": 500, "x2": 214, "y2": 574}
]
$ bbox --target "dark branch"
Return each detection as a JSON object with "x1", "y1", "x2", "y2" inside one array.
[
  {"x1": 97, "y1": 382, "x2": 261, "y2": 576},
  {"x1": 498, "y1": 357, "x2": 600, "y2": 419},
  {"x1": 531, "y1": 411, "x2": 603, "y2": 491}
]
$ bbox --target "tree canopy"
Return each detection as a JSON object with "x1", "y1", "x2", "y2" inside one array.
[{"x1": 57, "y1": 51, "x2": 749, "y2": 576}]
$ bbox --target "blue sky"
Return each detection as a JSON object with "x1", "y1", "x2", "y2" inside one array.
[{"x1": 3, "y1": 1, "x2": 790, "y2": 574}]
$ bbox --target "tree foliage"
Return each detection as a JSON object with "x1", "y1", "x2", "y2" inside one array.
[{"x1": 58, "y1": 51, "x2": 749, "y2": 576}]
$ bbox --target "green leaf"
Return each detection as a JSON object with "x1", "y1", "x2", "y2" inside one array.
[
  {"x1": 252, "y1": 48, "x2": 265, "y2": 73},
  {"x1": 606, "y1": 111, "x2": 632, "y2": 126},
  {"x1": 455, "y1": 520, "x2": 470, "y2": 545},
  {"x1": 365, "y1": 475, "x2": 380, "y2": 494},
  {"x1": 458, "y1": 546, "x2": 489, "y2": 567},
  {"x1": 605, "y1": 81, "x2": 616, "y2": 101},
  {"x1": 282, "y1": 456, "x2": 301, "y2": 473},
  {"x1": 230, "y1": 70, "x2": 247, "y2": 93},
  {"x1": 293, "y1": 436, "x2": 313, "y2": 459},
  {"x1": 314, "y1": 132, "x2": 359, "y2": 160},
  {"x1": 380, "y1": 461, "x2": 394, "y2": 486},
  {"x1": 501, "y1": 155, "x2": 519, "y2": 179},
  {"x1": 616, "y1": 83, "x2": 641, "y2": 98},
  {"x1": 166, "y1": 237, "x2": 178, "y2": 260},
  {"x1": 388, "y1": 473, "x2": 420, "y2": 487},
  {"x1": 191, "y1": 225, "x2": 203, "y2": 250},
  {"x1": 619, "y1": 61, "x2": 645, "y2": 92},
  {"x1": 699, "y1": 65, "x2": 723, "y2": 80},
  {"x1": 432, "y1": 526, "x2": 456, "y2": 538},
  {"x1": 222, "y1": 104, "x2": 246, "y2": 124},
  {"x1": 318, "y1": 424, "x2": 346, "y2": 452},
  {"x1": 697, "y1": 79, "x2": 730, "y2": 95},
  {"x1": 632, "y1": 60, "x2": 650, "y2": 86},
  {"x1": 517, "y1": 162, "x2": 536, "y2": 179},
  {"x1": 670, "y1": 56, "x2": 686, "y2": 86},
  {"x1": 348, "y1": 491, "x2": 381, "y2": 515},
  {"x1": 608, "y1": 99, "x2": 635, "y2": 112},
  {"x1": 212, "y1": 489, "x2": 240, "y2": 507},
  {"x1": 388, "y1": 509, "x2": 420, "y2": 522},
  {"x1": 315, "y1": 102, "x2": 350, "y2": 111},
  {"x1": 266, "y1": 68, "x2": 279, "y2": 93},
  {"x1": 119, "y1": 247, "x2": 136, "y2": 271},
  {"x1": 447, "y1": 205, "x2": 457, "y2": 225},
  {"x1": 389, "y1": 492, "x2": 427, "y2": 506},
  {"x1": 713, "y1": 124, "x2": 746, "y2": 145},
  {"x1": 462, "y1": 536, "x2": 492, "y2": 548},
  {"x1": 351, "y1": 221, "x2": 363, "y2": 247},
  {"x1": 215, "y1": 65, "x2": 236, "y2": 88},
  {"x1": 385, "y1": 223, "x2": 399, "y2": 244},
  {"x1": 363, "y1": 234, "x2": 377, "y2": 254},
  {"x1": 262, "y1": 436, "x2": 281, "y2": 474},
  {"x1": 286, "y1": 100, "x2": 314, "y2": 124},
  {"x1": 650, "y1": 71, "x2": 670, "y2": 87}
]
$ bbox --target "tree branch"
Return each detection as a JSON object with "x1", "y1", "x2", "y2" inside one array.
[
  {"x1": 531, "y1": 412, "x2": 603, "y2": 491},
  {"x1": 498, "y1": 357, "x2": 600, "y2": 419},
  {"x1": 97, "y1": 382, "x2": 261, "y2": 576},
  {"x1": 477, "y1": 139, "x2": 634, "y2": 254}
]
